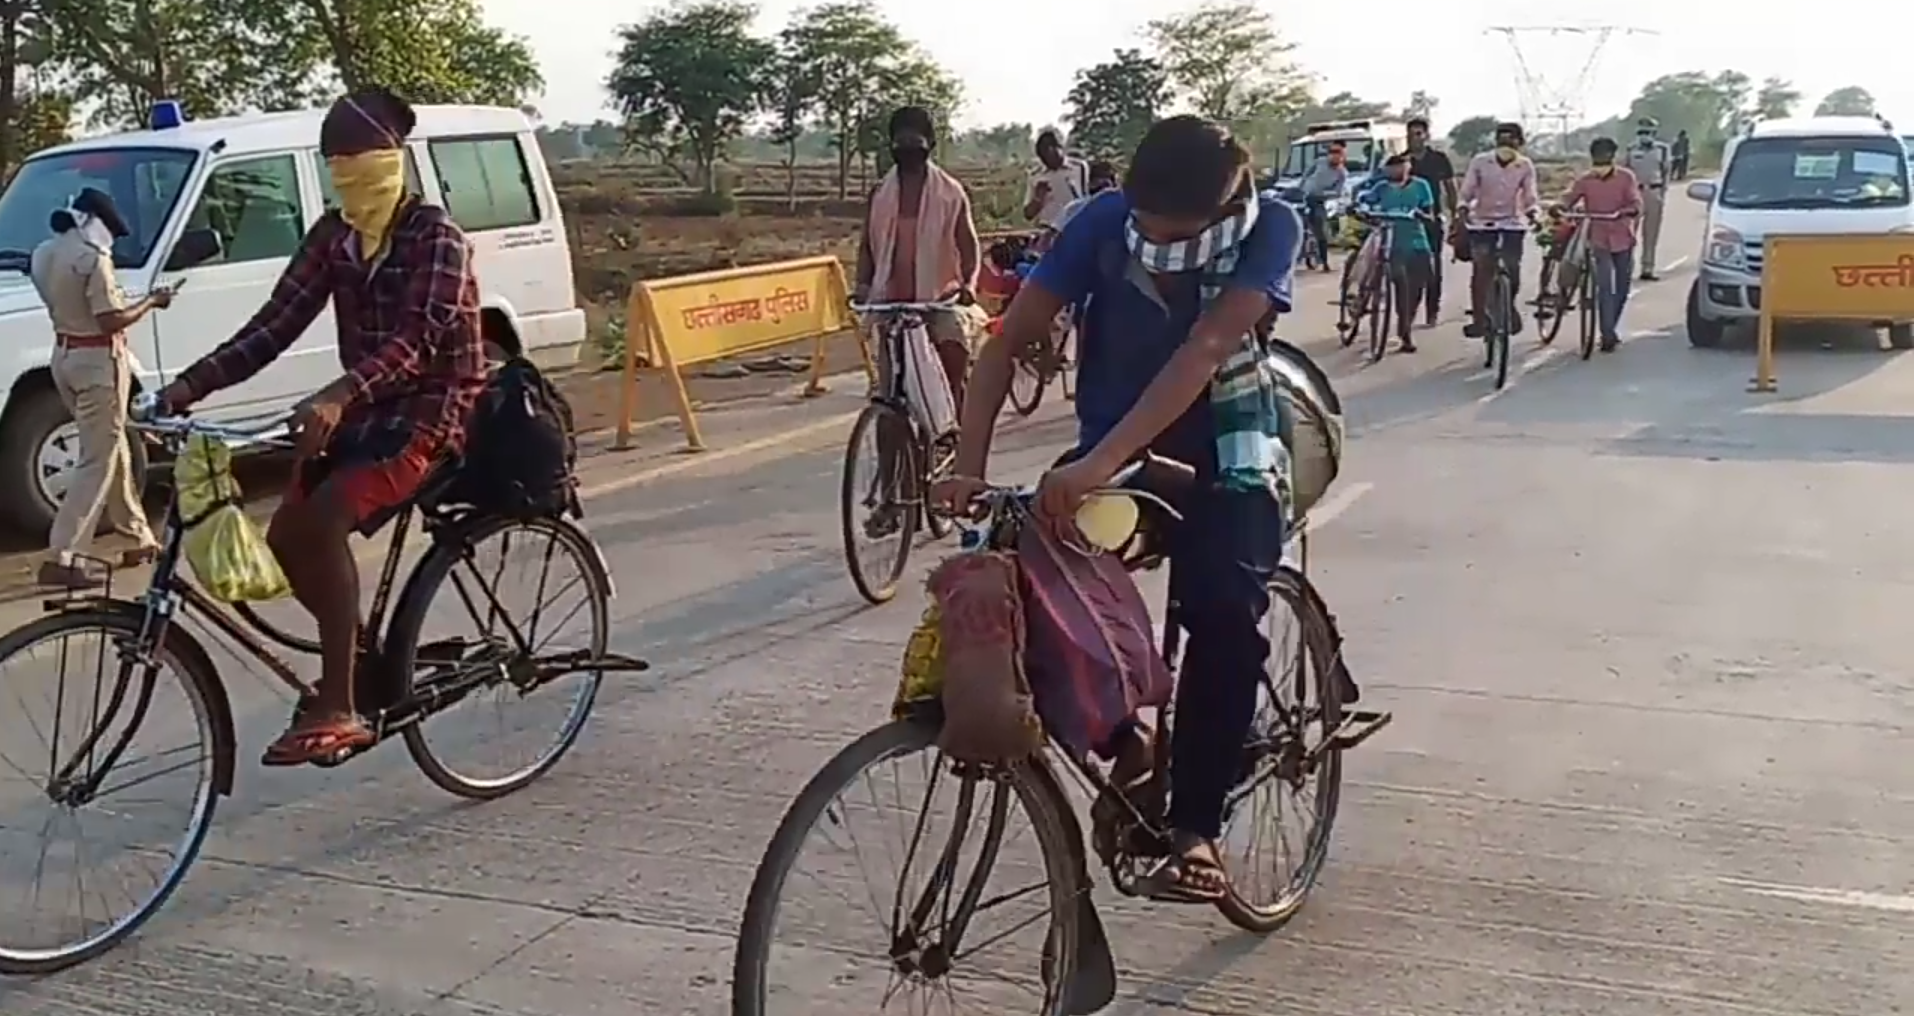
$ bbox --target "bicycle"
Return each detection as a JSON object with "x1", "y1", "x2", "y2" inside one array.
[
  {"x1": 1465, "y1": 225, "x2": 1525, "y2": 391},
  {"x1": 1008, "y1": 310, "x2": 1076, "y2": 417},
  {"x1": 734, "y1": 454, "x2": 1394, "y2": 1015},
  {"x1": 0, "y1": 403, "x2": 646, "y2": 975},
  {"x1": 1336, "y1": 207, "x2": 1430, "y2": 364},
  {"x1": 1538, "y1": 210, "x2": 1627, "y2": 360},
  {"x1": 841, "y1": 299, "x2": 965, "y2": 604}
]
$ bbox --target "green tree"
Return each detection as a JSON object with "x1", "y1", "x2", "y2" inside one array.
[
  {"x1": 764, "y1": 42, "x2": 821, "y2": 208},
  {"x1": 1752, "y1": 76, "x2": 1801, "y2": 121},
  {"x1": 1814, "y1": 85, "x2": 1876, "y2": 117},
  {"x1": 0, "y1": 0, "x2": 56, "y2": 173},
  {"x1": 607, "y1": 0, "x2": 773, "y2": 192},
  {"x1": 780, "y1": 0, "x2": 957, "y2": 197},
  {"x1": 46, "y1": 0, "x2": 323, "y2": 127},
  {"x1": 952, "y1": 122, "x2": 1033, "y2": 163},
  {"x1": 1447, "y1": 114, "x2": 1499, "y2": 157},
  {"x1": 1145, "y1": 2, "x2": 1310, "y2": 124},
  {"x1": 854, "y1": 53, "x2": 962, "y2": 177},
  {"x1": 1625, "y1": 71, "x2": 1748, "y2": 151},
  {"x1": 1062, "y1": 48, "x2": 1169, "y2": 160},
  {"x1": 296, "y1": 0, "x2": 542, "y2": 105}
]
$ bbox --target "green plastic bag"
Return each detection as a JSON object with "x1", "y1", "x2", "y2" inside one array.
[{"x1": 177, "y1": 433, "x2": 290, "y2": 603}]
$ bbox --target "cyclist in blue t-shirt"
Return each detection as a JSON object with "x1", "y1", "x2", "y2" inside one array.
[{"x1": 933, "y1": 115, "x2": 1301, "y2": 903}]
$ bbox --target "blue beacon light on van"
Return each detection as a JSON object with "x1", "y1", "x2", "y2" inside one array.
[{"x1": 149, "y1": 101, "x2": 185, "y2": 130}]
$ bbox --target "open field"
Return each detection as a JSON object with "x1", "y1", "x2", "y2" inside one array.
[{"x1": 553, "y1": 158, "x2": 1586, "y2": 342}]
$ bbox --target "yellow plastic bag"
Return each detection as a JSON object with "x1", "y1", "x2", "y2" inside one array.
[
  {"x1": 176, "y1": 433, "x2": 290, "y2": 603},
  {"x1": 892, "y1": 602, "x2": 944, "y2": 717}
]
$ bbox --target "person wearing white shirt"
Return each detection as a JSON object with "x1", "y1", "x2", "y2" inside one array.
[{"x1": 1022, "y1": 128, "x2": 1088, "y2": 229}]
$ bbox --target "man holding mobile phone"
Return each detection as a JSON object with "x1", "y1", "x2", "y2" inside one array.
[{"x1": 29, "y1": 187, "x2": 170, "y2": 589}]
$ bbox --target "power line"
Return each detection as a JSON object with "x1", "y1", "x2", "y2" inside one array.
[{"x1": 1486, "y1": 24, "x2": 1658, "y2": 148}]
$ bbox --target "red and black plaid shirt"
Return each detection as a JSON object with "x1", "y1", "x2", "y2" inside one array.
[{"x1": 176, "y1": 199, "x2": 486, "y2": 451}]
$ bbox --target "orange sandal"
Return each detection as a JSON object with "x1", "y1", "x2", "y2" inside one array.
[{"x1": 261, "y1": 714, "x2": 374, "y2": 766}]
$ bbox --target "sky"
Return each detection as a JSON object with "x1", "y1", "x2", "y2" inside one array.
[{"x1": 483, "y1": 0, "x2": 1914, "y2": 137}]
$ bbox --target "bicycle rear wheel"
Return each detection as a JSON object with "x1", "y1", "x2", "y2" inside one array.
[
  {"x1": 1215, "y1": 569, "x2": 1345, "y2": 933},
  {"x1": 1335, "y1": 250, "x2": 1361, "y2": 346},
  {"x1": 1490, "y1": 272, "x2": 1513, "y2": 390},
  {"x1": 0, "y1": 609, "x2": 223, "y2": 974},
  {"x1": 1538, "y1": 258, "x2": 1567, "y2": 347},
  {"x1": 1577, "y1": 258, "x2": 1599, "y2": 360},
  {"x1": 1008, "y1": 340, "x2": 1048, "y2": 417},
  {"x1": 389, "y1": 513, "x2": 610, "y2": 799},
  {"x1": 733, "y1": 720, "x2": 1083, "y2": 1015},
  {"x1": 840, "y1": 402, "x2": 920, "y2": 604}
]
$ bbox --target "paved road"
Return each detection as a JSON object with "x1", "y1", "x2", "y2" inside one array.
[{"x1": 6, "y1": 197, "x2": 1914, "y2": 1014}]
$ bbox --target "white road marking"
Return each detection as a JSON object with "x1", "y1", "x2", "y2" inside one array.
[
  {"x1": 1477, "y1": 346, "x2": 1562, "y2": 403},
  {"x1": 1658, "y1": 255, "x2": 1691, "y2": 273},
  {"x1": 1303, "y1": 481, "x2": 1373, "y2": 530},
  {"x1": 1720, "y1": 877, "x2": 1914, "y2": 915}
]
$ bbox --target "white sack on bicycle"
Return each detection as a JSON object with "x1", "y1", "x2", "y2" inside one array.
[
  {"x1": 899, "y1": 317, "x2": 961, "y2": 437},
  {"x1": 175, "y1": 433, "x2": 290, "y2": 603}
]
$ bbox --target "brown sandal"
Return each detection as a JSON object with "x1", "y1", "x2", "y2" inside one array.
[
  {"x1": 1143, "y1": 842, "x2": 1230, "y2": 903},
  {"x1": 262, "y1": 713, "x2": 374, "y2": 766}
]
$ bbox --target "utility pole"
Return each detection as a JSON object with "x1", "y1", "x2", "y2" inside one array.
[{"x1": 1487, "y1": 24, "x2": 1658, "y2": 155}]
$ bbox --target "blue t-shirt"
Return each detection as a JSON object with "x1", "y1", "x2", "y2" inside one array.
[
  {"x1": 1359, "y1": 178, "x2": 1435, "y2": 253},
  {"x1": 1028, "y1": 191, "x2": 1300, "y2": 468}
]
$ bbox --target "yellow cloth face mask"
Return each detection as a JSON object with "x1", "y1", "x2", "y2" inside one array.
[{"x1": 327, "y1": 150, "x2": 406, "y2": 257}]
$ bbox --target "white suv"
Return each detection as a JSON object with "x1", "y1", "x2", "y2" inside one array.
[{"x1": 0, "y1": 104, "x2": 585, "y2": 535}]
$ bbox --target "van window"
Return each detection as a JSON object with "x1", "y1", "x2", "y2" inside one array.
[
  {"x1": 180, "y1": 154, "x2": 306, "y2": 265},
  {"x1": 1283, "y1": 137, "x2": 1374, "y2": 178},
  {"x1": 1720, "y1": 135, "x2": 1910, "y2": 210},
  {"x1": 0, "y1": 147, "x2": 197, "y2": 271},
  {"x1": 427, "y1": 135, "x2": 540, "y2": 231},
  {"x1": 312, "y1": 148, "x2": 423, "y2": 211}
]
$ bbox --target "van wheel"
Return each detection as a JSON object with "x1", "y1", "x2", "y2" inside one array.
[
  {"x1": 1686, "y1": 281, "x2": 1726, "y2": 349},
  {"x1": 1889, "y1": 324, "x2": 1914, "y2": 350},
  {"x1": 0, "y1": 386, "x2": 150, "y2": 538}
]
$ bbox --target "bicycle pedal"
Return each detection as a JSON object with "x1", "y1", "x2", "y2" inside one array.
[{"x1": 1323, "y1": 709, "x2": 1394, "y2": 752}]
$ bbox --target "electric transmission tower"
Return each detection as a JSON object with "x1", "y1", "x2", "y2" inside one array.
[{"x1": 1487, "y1": 24, "x2": 1657, "y2": 153}]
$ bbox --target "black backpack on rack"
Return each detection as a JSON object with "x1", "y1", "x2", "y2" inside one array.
[{"x1": 437, "y1": 357, "x2": 580, "y2": 519}]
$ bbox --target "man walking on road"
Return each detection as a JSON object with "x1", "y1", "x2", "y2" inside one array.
[
  {"x1": 1625, "y1": 116, "x2": 1671, "y2": 281},
  {"x1": 1670, "y1": 129, "x2": 1692, "y2": 181},
  {"x1": 1558, "y1": 137, "x2": 1643, "y2": 353},
  {"x1": 28, "y1": 188, "x2": 167, "y2": 589},
  {"x1": 1405, "y1": 117, "x2": 1457, "y2": 326},
  {"x1": 1023, "y1": 128, "x2": 1088, "y2": 230}
]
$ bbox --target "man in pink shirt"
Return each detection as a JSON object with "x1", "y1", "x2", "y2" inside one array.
[
  {"x1": 1458, "y1": 121, "x2": 1539, "y2": 338},
  {"x1": 1556, "y1": 136, "x2": 1643, "y2": 351}
]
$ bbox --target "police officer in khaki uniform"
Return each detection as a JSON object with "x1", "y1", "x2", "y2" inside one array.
[
  {"x1": 28, "y1": 188, "x2": 170, "y2": 589},
  {"x1": 1625, "y1": 116, "x2": 1672, "y2": 281}
]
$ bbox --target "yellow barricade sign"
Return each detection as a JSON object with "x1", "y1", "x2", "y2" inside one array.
[
  {"x1": 616, "y1": 256, "x2": 873, "y2": 452},
  {"x1": 1755, "y1": 235, "x2": 1914, "y2": 392}
]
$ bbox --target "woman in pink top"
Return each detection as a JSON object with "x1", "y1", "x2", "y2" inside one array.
[
  {"x1": 1556, "y1": 136, "x2": 1643, "y2": 351},
  {"x1": 1458, "y1": 121, "x2": 1539, "y2": 338}
]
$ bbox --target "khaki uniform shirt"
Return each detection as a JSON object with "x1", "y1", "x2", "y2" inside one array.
[
  {"x1": 28, "y1": 231, "x2": 122, "y2": 339},
  {"x1": 1625, "y1": 140, "x2": 1671, "y2": 189}
]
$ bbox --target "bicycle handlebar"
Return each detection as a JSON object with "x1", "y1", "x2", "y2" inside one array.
[
  {"x1": 1557, "y1": 210, "x2": 1633, "y2": 220},
  {"x1": 1354, "y1": 208, "x2": 1432, "y2": 221},
  {"x1": 129, "y1": 392, "x2": 294, "y2": 448},
  {"x1": 961, "y1": 454, "x2": 1191, "y2": 524},
  {"x1": 850, "y1": 298, "x2": 962, "y2": 314}
]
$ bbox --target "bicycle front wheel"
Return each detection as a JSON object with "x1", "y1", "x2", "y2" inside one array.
[
  {"x1": 0, "y1": 609, "x2": 224, "y2": 974},
  {"x1": 1009, "y1": 339, "x2": 1048, "y2": 417},
  {"x1": 734, "y1": 720, "x2": 1083, "y2": 1016},
  {"x1": 840, "y1": 403, "x2": 921, "y2": 604},
  {"x1": 389, "y1": 514, "x2": 611, "y2": 799},
  {"x1": 1365, "y1": 266, "x2": 1392, "y2": 364},
  {"x1": 1491, "y1": 273, "x2": 1513, "y2": 390},
  {"x1": 1577, "y1": 258, "x2": 1599, "y2": 360},
  {"x1": 1335, "y1": 252, "x2": 1361, "y2": 346}
]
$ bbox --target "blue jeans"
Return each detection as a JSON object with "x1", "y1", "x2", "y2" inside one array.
[{"x1": 1591, "y1": 247, "x2": 1634, "y2": 341}]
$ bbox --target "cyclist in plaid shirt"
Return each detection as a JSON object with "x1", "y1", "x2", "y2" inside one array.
[{"x1": 158, "y1": 88, "x2": 486, "y2": 765}]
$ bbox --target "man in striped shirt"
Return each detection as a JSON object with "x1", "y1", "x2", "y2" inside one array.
[{"x1": 1458, "y1": 121, "x2": 1540, "y2": 337}]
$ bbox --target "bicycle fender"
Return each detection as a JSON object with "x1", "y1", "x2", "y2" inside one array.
[
  {"x1": 49, "y1": 596, "x2": 239, "y2": 797},
  {"x1": 1021, "y1": 756, "x2": 1117, "y2": 1015}
]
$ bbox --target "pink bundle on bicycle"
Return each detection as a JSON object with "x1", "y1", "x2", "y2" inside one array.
[
  {"x1": 928, "y1": 552, "x2": 1046, "y2": 763},
  {"x1": 1016, "y1": 521, "x2": 1172, "y2": 760}
]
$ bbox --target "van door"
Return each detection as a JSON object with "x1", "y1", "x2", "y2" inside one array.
[
  {"x1": 425, "y1": 132, "x2": 571, "y2": 351},
  {"x1": 152, "y1": 151, "x2": 322, "y2": 415}
]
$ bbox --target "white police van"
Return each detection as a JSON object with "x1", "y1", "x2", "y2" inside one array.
[
  {"x1": 1685, "y1": 115, "x2": 1914, "y2": 348},
  {"x1": 0, "y1": 102, "x2": 585, "y2": 534}
]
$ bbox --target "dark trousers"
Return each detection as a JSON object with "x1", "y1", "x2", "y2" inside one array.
[
  {"x1": 1390, "y1": 250, "x2": 1433, "y2": 341},
  {"x1": 1164, "y1": 486, "x2": 1287, "y2": 840},
  {"x1": 1468, "y1": 229, "x2": 1526, "y2": 327},
  {"x1": 1420, "y1": 217, "x2": 1445, "y2": 318},
  {"x1": 1302, "y1": 197, "x2": 1331, "y2": 269}
]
